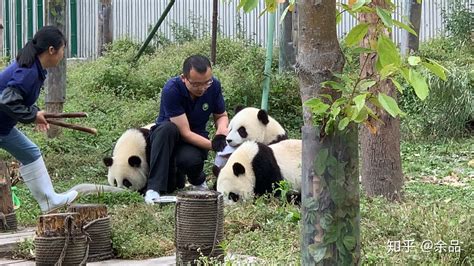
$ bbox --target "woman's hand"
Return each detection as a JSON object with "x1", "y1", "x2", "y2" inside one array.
[{"x1": 35, "y1": 110, "x2": 50, "y2": 132}]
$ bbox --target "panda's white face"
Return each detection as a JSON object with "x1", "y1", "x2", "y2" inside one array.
[
  {"x1": 103, "y1": 129, "x2": 148, "y2": 191},
  {"x1": 226, "y1": 108, "x2": 267, "y2": 147},
  {"x1": 226, "y1": 107, "x2": 287, "y2": 147},
  {"x1": 216, "y1": 141, "x2": 259, "y2": 204}
]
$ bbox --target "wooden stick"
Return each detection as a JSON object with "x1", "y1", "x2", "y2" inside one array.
[
  {"x1": 46, "y1": 119, "x2": 97, "y2": 135},
  {"x1": 44, "y1": 112, "x2": 88, "y2": 119}
]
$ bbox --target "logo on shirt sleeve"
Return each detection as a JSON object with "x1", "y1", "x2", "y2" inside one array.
[{"x1": 202, "y1": 103, "x2": 209, "y2": 111}]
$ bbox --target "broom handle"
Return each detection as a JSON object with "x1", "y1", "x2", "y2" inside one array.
[
  {"x1": 44, "y1": 112, "x2": 88, "y2": 119},
  {"x1": 46, "y1": 119, "x2": 97, "y2": 135}
]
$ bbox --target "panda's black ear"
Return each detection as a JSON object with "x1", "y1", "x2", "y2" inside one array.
[
  {"x1": 128, "y1": 156, "x2": 142, "y2": 168},
  {"x1": 232, "y1": 163, "x2": 245, "y2": 176},
  {"x1": 257, "y1": 109, "x2": 269, "y2": 125},
  {"x1": 103, "y1": 157, "x2": 113, "y2": 167},
  {"x1": 234, "y1": 105, "x2": 245, "y2": 114}
]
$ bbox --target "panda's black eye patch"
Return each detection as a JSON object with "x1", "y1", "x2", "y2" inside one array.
[
  {"x1": 103, "y1": 157, "x2": 113, "y2": 167},
  {"x1": 128, "y1": 156, "x2": 142, "y2": 167},
  {"x1": 123, "y1": 179, "x2": 132, "y2": 188},
  {"x1": 233, "y1": 163, "x2": 245, "y2": 176},
  {"x1": 237, "y1": 126, "x2": 248, "y2": 138},
  {"x1": 229, "y1": 192, "x2": 240, "y2": 202},
  {"x1": 113, "y1": 179, "x2": 117, "y2": 186}
]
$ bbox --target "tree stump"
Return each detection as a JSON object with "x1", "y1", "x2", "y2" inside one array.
[
  {"x1": 0, "y1": 162, "x2": 16, "y2": 231},
  {"x1": 68, "y1": 204, "x2": 113, "y2": 261},
  {"x1": 35, "y1": 212, "x2": 88, "y2": 265},
  {"x1": 36, "y1": 212, "x2": 82, "y2": 237}
]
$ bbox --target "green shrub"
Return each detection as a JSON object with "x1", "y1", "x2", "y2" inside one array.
[{"x1": 442, "y1": 0, "x2": 473, "y2": 45}]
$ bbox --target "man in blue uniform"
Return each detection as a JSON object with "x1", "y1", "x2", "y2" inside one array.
[{"x1": 145, "y1": 55, "x2": 228, "y2": 204}]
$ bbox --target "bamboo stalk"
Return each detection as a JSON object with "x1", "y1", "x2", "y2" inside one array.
[{"x1": 46, "y1": 119, "x2": 97, "y2": 135}]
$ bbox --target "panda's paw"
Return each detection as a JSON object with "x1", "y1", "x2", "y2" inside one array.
[
  {"x1": 144, "y1": 189, "x2": 160, "y2": 204},
  {"x1": 212, "y1": 134, "x2": 227, "y2": 152}
]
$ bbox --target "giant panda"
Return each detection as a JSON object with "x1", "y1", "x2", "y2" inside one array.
[
  {"x1": 226, "y1": 107, "x2": 288, "y2": 147},
  {"x1": 216, "y1": 139, "x2": 302, "y2": 205},
  {"x1": 102, "y1": 126, "x2": 151, "y2": 193},
  {"x1": 213, "y1": 107, "x2": 289, "y2": 177}
]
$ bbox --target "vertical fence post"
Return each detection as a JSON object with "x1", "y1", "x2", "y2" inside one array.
[
  {"x1": 15, "y1": 0, "x2": 21, "y2": 51},
  {"x1": 45, "y1": 0, "x2": 67, "y2": 138},
  {"x1": 37, "y1": 0, "x2": 44, "y2": 28},
  {"x1": 27, "y1": 0, "x2": 33, "y2": 39},
  {"x1": 5, "y1": 0, "x2": 10, "y2": 58},
  {"x1": 70, "y1": 0, "x2": 77, "y2": 57},
  {"x1": 97, "y1": 0, "x2": 112, "y2": 56},
  {"x1": 0, "y1": 0, "x2": 3, "y2": 57}
]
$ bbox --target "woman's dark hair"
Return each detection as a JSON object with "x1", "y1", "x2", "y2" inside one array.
[
  {"x1": 16, "y1": 26, "x2": 67, "y2": 67},
  {"x1": 182, "y1": 55, "x2": 211, "y2": 77}
]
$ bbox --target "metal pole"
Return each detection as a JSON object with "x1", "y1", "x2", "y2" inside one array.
[
  {"x1": 260, "y1": 12, "x2": 276, "y2": 111},
  {"x1": 70, "y1": 0, "x2": 77, "y2": 57},
  {"x1": 16, "y1": 0, "x2": 22, "y2": 51},
  {"x1": 134, "y1": 0, "x2": 175, "y2": 63},
  {"x1": 27, "y1": 0, "x2": 33, "y2": 39},
  {"x1": 5, "y1": 0, "x2": 11, "y2": 58},
  {"x1": 37, "y1": 0, "x2": 43, "y2": 28}
]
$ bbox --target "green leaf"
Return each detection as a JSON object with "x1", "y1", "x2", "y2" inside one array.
[
  {"x1": 330, "y1": 106, "x2": 341, "y2": 118},
  {"x1": 343, "y1": 236, "x2": 357, "y2": 251},
  {"x1": 280, "y1": 5, "x2": 291, "y2": 24},
  {"x1": 345, "y1": 23, "x2": 369, "y2": 47},
  {"x1": 321, "y1": 80, "x2": 346, "y2": 91},
  {"x1": 379, "y1": 64, "x2": 398, "y2": 80},
  {"x1": 399, "y1": 67, "x2": 410, "y2": 83},
  {"x1": 243, "y1": 0, "x2": 259, "y2": 12},
  {"x1": 352, "y1": 47, "x2": 374, "y2": 54},
  {"x1": 336, "y1": 9, "x2": 342, "y2": 25},
  {"x1": 376, "y1": 7, "x2": 393, "y2": 28},
  {"x1": 390, "y1": 78, "x2": 404, "y2": 93},
  {"x1": 304, "y1": 98, "x2": 330, "y2": 116},
  {"x1": 264, "y1": 0, "x2": 278, "y2": 12},
  {"x1": 408, "y1": 56, "x2": 421, "y2": 66},
  {"x1": 352, "y1": 0, "x2": 367, "y2": 11},
  {"x1": 409, "y1": 69, "x2": 429, "y2": 100},
  {"x1": 378, "y1": 93, "x2": 403, "y2": 117},
  {"x1": 353, "y1": 106, "x2": 369, "y2": 123},
  {"x1": 338, "y1": 117, "x2": 350, "y2": 131},
  {"x1": 353, "y1": 94, "x2": 366, "y2": 112},
  {"x1": 377, "y1": 35, "x2": 400, "y2": 67},
  {"x1": 393, "y1": 19, "x2": 417, "y2": 36},
  {"x1": 422, "y1": 60, "x2": 447, "y2": 81},
  {"x1": 312, "y1": 245, "x2": 327, "y2": 263},
  {"x1": 358, "y1": 80, "x2": 376, "y2": 91},
  {"x1": 315, "y1": 149, "x2": 329, "y2": 176}
]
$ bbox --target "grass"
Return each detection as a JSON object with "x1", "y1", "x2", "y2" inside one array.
[{"x1": 1, "y1": 40, "x2": 472, "y2": 264}]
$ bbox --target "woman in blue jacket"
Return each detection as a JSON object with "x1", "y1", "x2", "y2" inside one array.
[{"x1": 0, "y1": 26, "x2": 78, "y2": 213}]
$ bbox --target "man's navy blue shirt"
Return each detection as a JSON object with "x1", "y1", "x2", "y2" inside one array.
[
  {"x1": 0, "y1": 58, "x2": 47, "y2": 135},
  {"x1": 156, "y1": 76, "x2": 225, "y2": 138}
]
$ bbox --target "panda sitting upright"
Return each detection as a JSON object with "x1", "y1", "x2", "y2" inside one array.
[
  {"x1": 102, "y1": 125, "x2": 152, "y2": 193},
  {"x1": 216, "y1": 139, "x2": 302, "y2": 205},
  {"x1": 212, "y1": 107, "x2": 289, "y2": 177}
]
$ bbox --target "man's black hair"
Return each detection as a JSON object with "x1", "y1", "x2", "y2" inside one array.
[{"x1": 183, "y1": 55, "x2": 211, "y2": 77}]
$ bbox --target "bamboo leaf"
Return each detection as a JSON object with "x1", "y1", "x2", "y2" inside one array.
[
  {"x1": 376, "y1": 7, "x2": 393, "y2": 28},
  {"x1": 393, "y1": 19, "x2": 417, "y2": 36},
  {"x1": 409, "y1": 69, "x2": 429, "y2": 100},
  {"x1": 378, "y1": 93, "x2": 403, "y2": 117},
  {"x1": 345, "y1": 23, "x2": 369, "y2": 47}
]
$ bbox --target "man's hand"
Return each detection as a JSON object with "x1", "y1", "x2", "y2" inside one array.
[
  {"x1": 35, "y1": 110, "x2": 50, "y2": 132},
  {"x1": 212, "y1": 134, "x2": 227, "y2": 152}
]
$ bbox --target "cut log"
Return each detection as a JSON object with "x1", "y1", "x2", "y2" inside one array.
[
  {"x1": 36, "y1": 212, "x2": 81, "y2": 237},
  {"x1": 0, "y1": 161, "x2": 13, "y2": 214},
  {"x1": 68, "y1": 204, "x2": 108, "y2": 224}
]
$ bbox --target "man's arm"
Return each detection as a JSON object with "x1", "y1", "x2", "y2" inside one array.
[
  {"x1": 170, "y1": 114, "x2": 212, "y2": 150},
  {"x1": 213, "y1": 111, "x2": 229, "y2": 135}
]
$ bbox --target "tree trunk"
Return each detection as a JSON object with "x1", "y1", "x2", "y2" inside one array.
[
  {"x1": 98, "y1": 0, "x2": 113, "y2": 56},
  {"x1": 45, "y1": 0, "x2": 67, "y2": 138},
  {"x1": 407, "y1": 0, "x2": 422, "y2": 53},
  {"x1": 278, "y1": 1, "x2": 296, "y2": 73},
  {"x1": 210, "y1": 0, "x2": 218, "y2": 65},
  {"x1": 298, "y1": 0, "x2": 359, "y2": 264},
  {"x1": 359, "y1": 0, "x2": 403, "y2": 201}
]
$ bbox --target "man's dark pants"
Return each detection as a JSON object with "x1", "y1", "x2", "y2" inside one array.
[{"x1": 147, "y1": 122, "x2": 208, "y2": 193}]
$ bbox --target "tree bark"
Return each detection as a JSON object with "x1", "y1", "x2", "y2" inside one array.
[
  {"x1": 98, "y1": 0, "x2": 113, "y2": 56},
  {"x1": 298, "y1": 0, "x2": 359, "y2": 264},
  {"x1": 210, "y1": 0, "x2": 218, "y2": 65},
  {"x1": 407, "y1": 0, "x2": 422, "y2": 53},
  {"x1": 278, "y1": 2, "x2": 296, "y2": 73},
  {"x1": 45, "y1": 0, "x2": 67, "y2": 138},
  {"x1": 359, "y1": 0, "x2": 403, "y2": 201}
]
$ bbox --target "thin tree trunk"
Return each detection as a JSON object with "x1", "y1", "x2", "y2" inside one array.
[
  {"x1": 359, "y1": 0, "x2": 403, "y2": 201},
  {"x1": 298, "y1": 0, "x2": 359, "y2": 264},
  {"x1": 278, "y1": 1, "x2": 296, "y2": 73},
  {"x1": 407, "y1": 0, "x2": 422, "y2": 53},
  {"x1": 210, "y1": 0, "x2": 218, "y2": 65}
]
